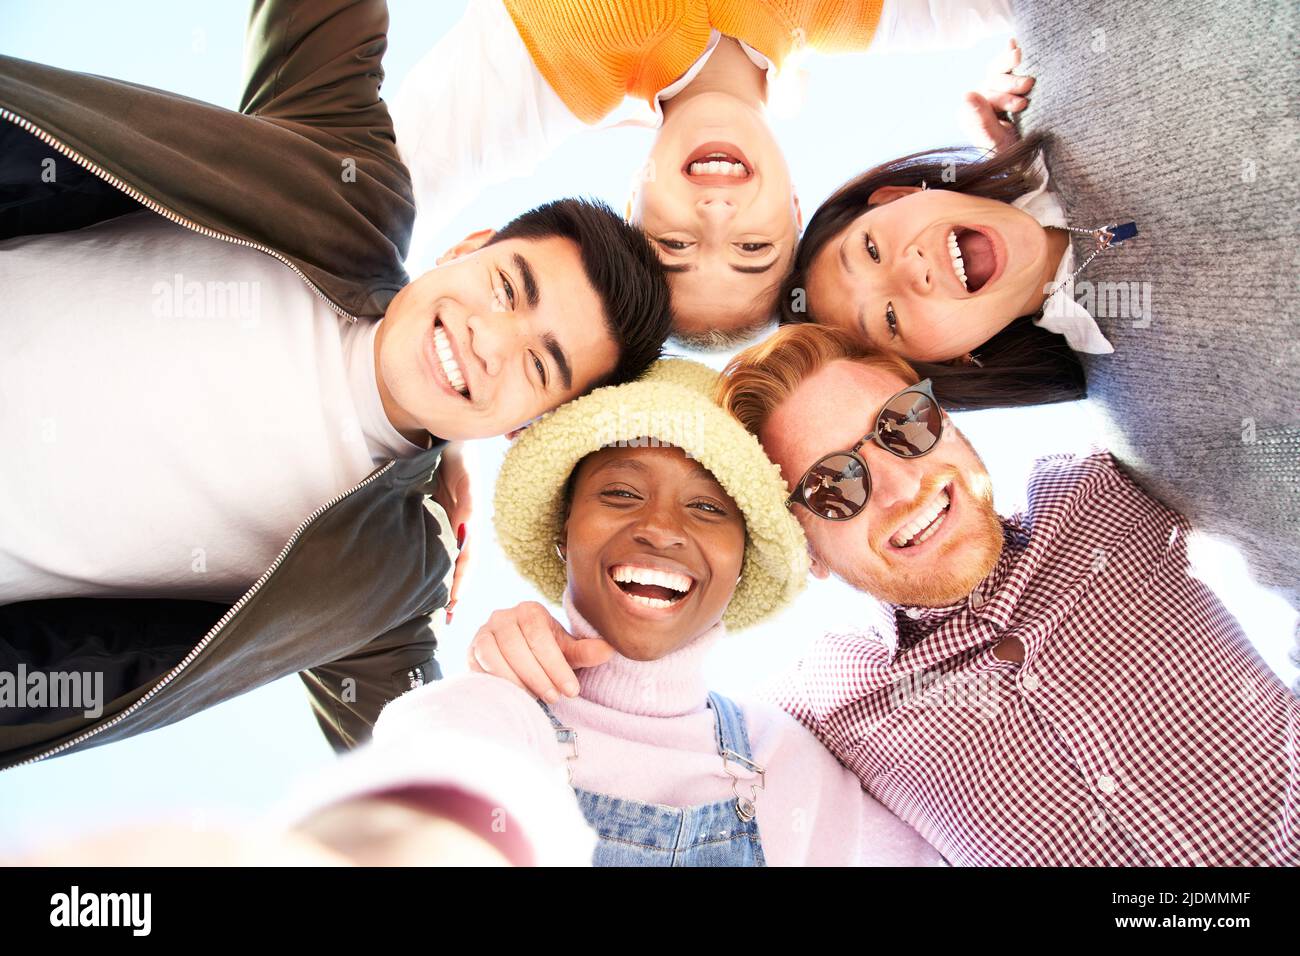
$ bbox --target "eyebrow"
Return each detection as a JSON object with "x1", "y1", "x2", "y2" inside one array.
[
  {"x1": 660, "y1": 260, "x2": 777, "y2": 275},
  {"x1": 687, "y1": 460, "x2": 718, "y2": 484},
  {"x1": 843, "y1": 234, "x2": 878, "y2": 345},
  {"x1": 589, "y1": 458, "x2": 648, "y2": 479},
  {"x1": 512, "y1": 253, "x2": 540, "y2": 309},
  {"x1": 510, "y1": 251, "x2": 570, "y2": 390},
  {"x1": 588, "y1": 455, "x2": 718, "y2": 484},
  {"x1": 542, "y1": 332, "x2": 573, "y2": 392}
]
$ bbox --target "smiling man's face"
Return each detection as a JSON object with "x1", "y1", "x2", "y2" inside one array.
[
  {"x1": 375, "y1": 236, "x2": 621, "y2": 441},
  {"x1": 760, "y1": 359, "x2": 1004, "y2": 607}
]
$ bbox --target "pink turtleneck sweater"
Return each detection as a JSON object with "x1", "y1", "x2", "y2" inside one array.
[{"x1": 375, "y1": 595, "x2": 945, "y2": 866}]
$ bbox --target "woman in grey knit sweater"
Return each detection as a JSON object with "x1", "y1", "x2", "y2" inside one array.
[{"x1": 785, "y1": 11, "x2": 1300, "y2": 629}]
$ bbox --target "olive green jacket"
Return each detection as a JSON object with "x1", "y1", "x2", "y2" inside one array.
[{"x1": 0, "y1": 0, "x2": 452, "y2": 767}]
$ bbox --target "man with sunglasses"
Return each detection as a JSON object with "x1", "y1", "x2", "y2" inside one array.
[
  {"x1": 715, "y1": 325, "x2": 1298, "y2": 866},
  {"x1": 470, "y1": 324, "x2": 1298, "y2": 865}
]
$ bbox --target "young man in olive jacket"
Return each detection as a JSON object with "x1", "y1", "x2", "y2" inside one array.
[{"x1": 0, "y1": 0, "x2": 672, "y2": 767}]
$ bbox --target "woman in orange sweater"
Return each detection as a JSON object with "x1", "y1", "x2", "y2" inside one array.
[{"x1": 392, "y1": 0, "x2": 1014, "y2": 349}]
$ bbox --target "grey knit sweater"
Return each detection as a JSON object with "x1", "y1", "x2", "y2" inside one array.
[{"x1": 1014, "y1": 0, "x2": 1299, "y2": 616}]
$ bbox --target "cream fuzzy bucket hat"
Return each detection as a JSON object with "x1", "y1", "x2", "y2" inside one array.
[{"x1": 493, "y1": 358, "x2": 808, "y2": 630}]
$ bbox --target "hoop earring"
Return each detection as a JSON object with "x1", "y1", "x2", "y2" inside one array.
[{"x1": 554, "y1": 543, "x2": 566, "y2": 561}]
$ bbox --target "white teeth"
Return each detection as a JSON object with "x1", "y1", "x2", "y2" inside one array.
[
  {"x1": 611, "y1": 565, "x2": 693, "y2": 594},
  {"x1": 890, "y1": 490, "x2": 951, "y2": 548},
  {"x1": 947, "y1": 231, "x2": 969, "y2": 291},
  {"x1": 433, "y1": 325, "x2": 467, "y2": 395},
  {"x1": 688, "y1": 159, "x2": 747, "y2": 177},
  {"x1": 628, "y1": 594, "x2": 676, "y2": 609}
]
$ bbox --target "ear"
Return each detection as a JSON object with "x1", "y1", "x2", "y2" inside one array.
[
  {"x1": 436, "y1": 228, "x2": 495, "y2": 266},
  {"x1": 505, "y1": 418, "x2": 538, "y2": 440},
  {"x1": 808, "y1": 548, "x2": 831, "y2": 580},
  {"x1": 866, "y1": 185, "x2": 923, "y2": 207}
]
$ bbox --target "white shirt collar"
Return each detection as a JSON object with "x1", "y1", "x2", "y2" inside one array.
[
  {"x1": 341, "y1": 317, "x2": 429, "y2": 463},
  {"x1": 602, "y1": 30, "x2": 783, "y2": 130},
  {"x1": 1012, "y1": 157, "x2": 1114, "y2": 355}
]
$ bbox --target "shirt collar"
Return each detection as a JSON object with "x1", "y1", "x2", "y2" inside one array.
[
  {"x1": 1012, "y1": 156, "x2": 1115, "y2": 356},
  {"x1": 603, "y1": 30, "x2": 780, "y2": 130},
  {"x1": 893, "y1": 518, "x2": 1030, "y2": 646},
  {"x1": 342, "y1": 316, "x2": 431, "y2": 463}
]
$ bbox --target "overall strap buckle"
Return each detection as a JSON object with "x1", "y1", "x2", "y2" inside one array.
[
  {"x1": 537, "y1": 698, "x2": 580, "y2": 784},
  {"x1": 708, "y1": 691, "x2": 766, "y2": 822},
  {"x1": 721, "y1": 748, "x2": 766, "y2": 822}
]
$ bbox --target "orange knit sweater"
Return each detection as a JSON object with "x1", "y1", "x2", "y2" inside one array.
[{"x1": 502, "y1": 0, "x2": 884, "y2": 123}]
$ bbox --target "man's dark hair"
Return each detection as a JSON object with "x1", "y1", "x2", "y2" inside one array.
[
  {"x1": 487, "y1": 198, "x2": 672, "y2": 390},
  {"x1": 780, "y1": 133, "x2": 1086, "y2": 411}
]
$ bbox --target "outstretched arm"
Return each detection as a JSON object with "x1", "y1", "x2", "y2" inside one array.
[
  {"x1": 870, "y1": 0, "x2": 1014, "y2": 53},
  {"x1": 240, "y1": 0, "x2": 392, "y2": 128},
  {"x1": 389, "y1": 0, "x2": 585, "y2": 266},
  {"x1": 300, "y1": 614, "x2": 440, "y2": 752}
]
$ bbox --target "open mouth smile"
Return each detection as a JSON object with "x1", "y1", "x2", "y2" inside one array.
[
  {"x1": 945, "y1": 227, "x2": 998, "y2": 294},
  {"x1": 682, "y1": 142, "x2": 753, "y2": 186},
  {"x1": 887, "y1": 483, "x2": 955, "y2": 553},
  {"x1": 608, "y1": 563, "x2": 697, "y2": 610},
  {"x1": 427, "y1": 316, "x2": 471, "y2": 400}
]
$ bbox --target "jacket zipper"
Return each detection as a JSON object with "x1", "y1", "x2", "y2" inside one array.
[
  {"x1": 0, "y1": 107, "x2": 359, "y2": 324},
  {"x1": 5, "y1": 460, "x2": 399, "y2": 770},
  {"x1": 0, "y1": 107, "x2": 396, "y2": 768}
]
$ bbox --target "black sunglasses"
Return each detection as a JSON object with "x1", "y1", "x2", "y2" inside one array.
[{"x1": 786, "y1": 379, "x2": 943, "y2": 521}]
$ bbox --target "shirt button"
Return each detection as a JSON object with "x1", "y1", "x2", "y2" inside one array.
[
  {"x1": 1021, "y1": 673, "x2": 1040, "y2": 691},
  {"x1": 968, "y1": 590, "x2": 985, "y2": 610},
  {"x1": 1096, "y1": 774, "x2": 1117, "y2": 795}
]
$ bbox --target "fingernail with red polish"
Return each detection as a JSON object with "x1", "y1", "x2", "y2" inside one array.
[{"x1": 456, "y1": 523, "x2": 467, "y2": 549}]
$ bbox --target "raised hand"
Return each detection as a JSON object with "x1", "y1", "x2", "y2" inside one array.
[{"x1": 959, "y1": 37, "x2": 1035, "y2": 152}]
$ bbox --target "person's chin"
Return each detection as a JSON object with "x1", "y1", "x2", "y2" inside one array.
[
  {"x1": 594, "y1": 601, "x2": 693, "y2": 661},
  {"x1": 909, "y1": 525, "x2": 1002, "y2": 606},
  {"x1": 395, "y1": 397, "x2": 453, "y2": 440},
  {"x1": 841, "y1": 529, "x2": 996, "y2": 608}
]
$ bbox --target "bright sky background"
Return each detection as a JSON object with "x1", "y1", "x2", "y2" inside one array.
[{"x1": 2, "y1": 0, "x2": 1295, "y2": 853}]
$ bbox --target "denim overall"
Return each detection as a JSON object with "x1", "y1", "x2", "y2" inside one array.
[{"x1": 539, "y1": 691, "x2": 767, "y2": 866}]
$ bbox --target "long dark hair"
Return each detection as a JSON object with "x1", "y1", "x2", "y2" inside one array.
[{"x1": 780, "y1": 133, "x2": 1086, "y2": 411}]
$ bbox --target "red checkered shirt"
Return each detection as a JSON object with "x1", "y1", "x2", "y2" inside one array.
[{"x1": 766, "y1": 451, "x2": 1300, "y2": 866}]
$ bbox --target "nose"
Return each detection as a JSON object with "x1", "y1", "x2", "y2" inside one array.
[
  {"x1": 899, "y1": 240, "x2": 930, "y2": 293},
  {"x1": 864, "y1": 444, "x2": 924, "y2": 514},
  {"x1": 899, "y1": 241, "x2": 932, "y2": 296},
  {"x1": 695, "y1": 197, "x2": 737, "y2": 232},
  {"x1": 464, "y1": 309, "x2": 512, "y2": 378},
  {"x1": 631, "y1": 501, "x2": 688, "y2": 552}
]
